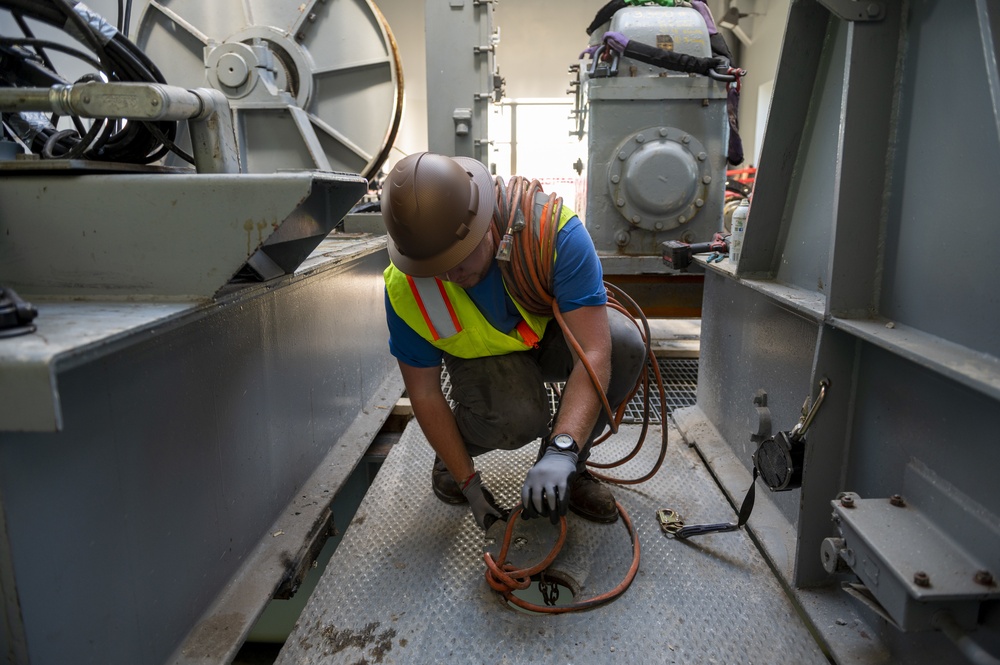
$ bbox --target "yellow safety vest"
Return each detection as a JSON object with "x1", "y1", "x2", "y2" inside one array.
[{"x1": 385, "y1": 195, "x2": 575, "y2": 359}]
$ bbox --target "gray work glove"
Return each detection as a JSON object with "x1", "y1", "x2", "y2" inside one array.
[
  {"x1": 521, "y1": 447, "x2": 578, "y2": 524},
  {"x1": 461, "y1": 471, "x2": 507, "y2": 530}
]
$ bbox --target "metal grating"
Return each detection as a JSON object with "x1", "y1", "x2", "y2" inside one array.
[{"x1": 441, "y1": 358, "x2": 699, "y2": 427}]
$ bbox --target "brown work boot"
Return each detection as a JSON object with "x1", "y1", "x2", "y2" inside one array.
[
  {"x1": 568, "y1": 470, "x2": 619, "y2": 523},
  {"x1": 432, "y1": 457, "x2": 467, "y2": 505}
]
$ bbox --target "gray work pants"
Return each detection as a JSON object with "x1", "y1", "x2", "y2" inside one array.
[{"x1": 442, "y1": 307, "x2": 647, "y2": 467}]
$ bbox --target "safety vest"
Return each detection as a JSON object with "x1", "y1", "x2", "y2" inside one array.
[{"x1": 384, "y1": 194, "x2": 575, "y2": 359}]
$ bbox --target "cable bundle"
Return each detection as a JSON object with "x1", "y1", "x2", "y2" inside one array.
[{"x1": 0, "y1": 0, "x2": 186, "y2": 163}]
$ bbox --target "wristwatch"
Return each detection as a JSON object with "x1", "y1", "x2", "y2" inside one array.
[{"x1": 550, "y1": 433, "x2": 577, "y2": 453}]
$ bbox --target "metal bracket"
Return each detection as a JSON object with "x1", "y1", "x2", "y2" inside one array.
[{"x1": 817, "y1": 0, "x2": 885, "y2": 21}]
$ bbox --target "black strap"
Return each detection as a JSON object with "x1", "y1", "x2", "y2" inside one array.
[
  {"x1": 672, "y1": 466, "x2": 758, "y2": 539},
  {"x1": 623, "y1": 40, "x2": 721, "y2": 76},
  {"x1": 586, "y1": 0, "x2": 628, "y2": 35}
]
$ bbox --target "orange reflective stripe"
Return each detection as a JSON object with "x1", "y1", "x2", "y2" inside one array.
[
  {"x1": 435, "y1": 279, "x2": 463, "y2": 336},
  {"x1": 516, "y1": 320, "x2": 539, "y2": 348},
  {"x1": 407, "y1": 274, "x2": 440, "y2": 341}
]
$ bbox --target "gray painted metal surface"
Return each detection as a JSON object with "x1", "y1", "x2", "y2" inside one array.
[
  {"x1": 425, "y1": 0, "x2": 498, "y2": 161},
  {"x1": 0, "y1": 240, "x2": 399, "y2": 665},
  {"x1": 682, "y1": 1, "x2": 1000, "y2": 662},
  {"x1": 278, "y1": 420, "x2": 829, "y2": 664},
  {"x1": 0, "y1": 171, "x2": 367, "y2": 302},
  {"x1": 580, "y1": 7, "x2": 729, "y2": 263}
]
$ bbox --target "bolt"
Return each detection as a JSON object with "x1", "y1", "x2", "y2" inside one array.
[
  {"x1": 618, "y1": 151, "x2": 627, "y2": 161},
  {"x1": 695, "y1": 198, "x2": 704, "y2": 208},
  {"x1": 697, "y1": 152, "x2": 707, "y2": 161},
  {"x1": 867, "y1": 3, "x2": 880, "y2": 17},
  {"x1": 702, "y1": 175, "x2": 712, "y2": 184},
  {"x1": 914, "y1": 571, "x2": 930, "y2": 587},
  {"x1": 840, "y1": 495, "x2": 855, "y2": 508},
  {"x1": 975, "y1": 570, "x2": 995, "y2": 586},
  {"x1": 308, "y1": 12, "x2": 318, "y2": 21},
  {"x1": 296, "y1": 32, "x2": 307, "y2": 41},
  {"x1": 150, "y1": 98, "x2": 159, "y2": 106},
  {"x1": 890, "y1": 494, "x2": 905, "y2": 507},
  {"x1": 636, "y1": 134, "x2": 645, "y2": 144},
  {"x1": 654, "y1": 222, "x2": 663, "y2": 230},
  {"x1": 611, "y1": 175, "x2": 620, "y2": 184},
  {"x1": 678, "y1": 215, "x2": 687, "y2": 224},
  {"x1": 659, "y1": 128, "x2": 668, "y2": 137},
  {"x1": 631, "y1": 215, "x2": 641, "y2": 224},
  {"x1": 682, "y1": 135, "x2": 691, "y2": 144},
  {"x1": 616, "y1": 198, "x2": 625, "y2": 207}
]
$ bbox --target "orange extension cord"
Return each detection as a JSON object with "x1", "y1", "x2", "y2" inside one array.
[{"x1": 482, "y1": 176, "x2": 670, "y2": 612}]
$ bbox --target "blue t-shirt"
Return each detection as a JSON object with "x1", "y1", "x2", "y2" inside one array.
[{"x1": 386, "y1": 215, "x2": 606, "y2": 368}]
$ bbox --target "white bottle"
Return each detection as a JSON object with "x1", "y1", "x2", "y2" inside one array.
[{"x1": 729, "y1": 198, "x2": 750, "y2": 266}]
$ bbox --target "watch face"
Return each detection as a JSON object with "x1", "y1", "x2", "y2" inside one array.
[{"x1": 552, "y1": 434, "x2": 575, "y2": 451}]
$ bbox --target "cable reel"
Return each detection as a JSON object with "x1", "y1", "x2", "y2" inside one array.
[{"x1": 135, "y1": 0, "x2": 403, "y2": 180}]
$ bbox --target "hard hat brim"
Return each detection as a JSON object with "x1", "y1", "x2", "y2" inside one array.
[{"x1": 386, "y1": 156, "x2": 495, "y2": 278}]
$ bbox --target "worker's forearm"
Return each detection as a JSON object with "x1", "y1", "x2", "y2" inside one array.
[
  {"x1": 551, "y1": 353, "x2": 611, "y2": 447},
  {"x1": 410, "y1": 391, "x2": 475, "y2": 484}
]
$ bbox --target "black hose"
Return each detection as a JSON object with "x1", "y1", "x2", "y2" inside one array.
[{"x1": 0, "y1": 0, "x2": 182, "y2": 164}]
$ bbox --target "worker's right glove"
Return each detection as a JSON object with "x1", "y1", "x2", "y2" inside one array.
[
  {"x1": 521, "y1": 446, "x2": 578, "y2": 524},
  {"x1": 602, "y1": 31, "x2": 630, "y2": 55},
  {"x1": 461, "y1": 472, "x2": 507, "y2": 531}
]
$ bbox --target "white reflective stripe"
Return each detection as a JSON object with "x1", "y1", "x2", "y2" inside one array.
[{"x1": 411, "y1": 277, "x2": 460, "y2": 338}]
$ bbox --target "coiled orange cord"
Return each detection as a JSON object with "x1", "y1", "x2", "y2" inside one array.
[{"x1": 484, "y1": 176, "x2": 671, "y2": 611}]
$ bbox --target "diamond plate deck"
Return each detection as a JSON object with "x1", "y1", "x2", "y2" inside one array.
[{"x1": 277, "y1": 421, "x2": 829, "y2": 665}]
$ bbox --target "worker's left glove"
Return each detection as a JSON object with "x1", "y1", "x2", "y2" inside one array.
[
  {"x1": 521, "y1": 446, "x2": 578, "y2": 524},
  {"x1": 461, "y1": 472, "x2": 507, "y2": 531},
  {"x1": 602, "y1": 31, "x2": 629, "y2": 54}
]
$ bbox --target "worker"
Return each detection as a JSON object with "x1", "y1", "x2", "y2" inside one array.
[{"x1": 380, "y1": 152, "x2": 646, "y2": 531}]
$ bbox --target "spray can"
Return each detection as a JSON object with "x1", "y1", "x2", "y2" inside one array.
[{"x1": 729, "y1": 198, "x2": 750, "y2": 266}]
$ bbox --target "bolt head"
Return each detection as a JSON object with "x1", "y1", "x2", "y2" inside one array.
[
  {"x1": 636, "y1": 134, "x2": 645, "y2": 144},
  {"x1": 975, "y1": 570, "x2": 995, "y2": 586},
  {"x1": 702, "y1": 175, "x2": 712, "y2": 184},
  {"x1": 611, "y1": 175, "x2": 620, "y2": 184},
  {"x1": 678, "y1": 215, "x2": 687, "y2": 224},
  {"x1": 697, "y1": 152, "x2": 707, "y2": 161},
  {"x1": 616, "y1": 198, "x2": 625, "y2": 207},
  {"x1": 890, "y1": 494, "x2": 905, "y2": 507},
  {"x1": 914, "y1": 571, "x2": 930, "y2": 587},
  {"x1": 682, "y1": 135, "x2": 691, "y2": 144},
  {"x1": 659, "y1": 128, "x2": 668, "y2": 137},
  {"x1": 840, "y1": 496, "x2": 855, "y2": 508}
]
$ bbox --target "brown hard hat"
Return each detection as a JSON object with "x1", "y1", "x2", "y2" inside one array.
[{"x1": 381, "y1": 152, "x2": 495, "y2": 277}]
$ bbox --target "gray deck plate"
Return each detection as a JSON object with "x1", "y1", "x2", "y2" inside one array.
[{"x1": 278, "y1": 421, "x2": 829, "y2": 664}]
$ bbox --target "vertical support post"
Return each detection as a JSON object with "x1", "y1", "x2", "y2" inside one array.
[
  {"x1": 425, "y1": 0, "x2": 495, "y2": 161},
  {"x1": 826, "y1": 6, "x2": 903, "y2": 317},
  {"x1": 795, "y1": 325, "x2": 859, "y2": 586},
  {"x1": 737, "y1": 2, "x2": 830, "y2": 276}
]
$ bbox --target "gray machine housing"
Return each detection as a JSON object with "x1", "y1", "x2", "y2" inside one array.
[{"x1": 583, "y1": 7, "x2": 729, "y2": 268}]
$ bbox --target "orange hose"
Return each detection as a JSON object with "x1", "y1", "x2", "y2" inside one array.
[{"x1": 483, "y1": 503, "x2": 641, "y2": 613}]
